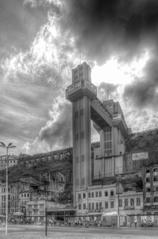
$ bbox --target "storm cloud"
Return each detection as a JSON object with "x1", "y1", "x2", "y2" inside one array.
[
  {"x1": 124, "y1": 57, "x2": 158, "y2": 109},
  {"x1": 39, "y1": 102, "x2": 72, "y2": 149},
  {"x1": 55, "y1": 0, "x2": 158, "y2": 62}
]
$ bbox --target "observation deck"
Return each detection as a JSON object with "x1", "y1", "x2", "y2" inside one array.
[{"x1": 66, "y1": 80, "x2": 97, "y2": 102}]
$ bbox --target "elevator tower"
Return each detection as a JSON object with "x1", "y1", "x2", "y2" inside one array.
[{"x1": 66, "y1": 63, "x2": 97, "y2": 205}]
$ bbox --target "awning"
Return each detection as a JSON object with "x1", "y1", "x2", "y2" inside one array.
[
  {"x1": 102, "y1": 211, "x2": 118, "y2": 216},
  {"x1": 13, "y1": 212, "x2": 24, "y2": 216}
]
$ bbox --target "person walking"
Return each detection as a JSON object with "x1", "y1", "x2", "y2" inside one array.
[{"x1": 134, "y1": 218, "x2": 137, "y2": 228}]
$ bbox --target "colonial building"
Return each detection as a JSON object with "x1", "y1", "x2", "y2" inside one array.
[{"x1": 0, "y1": 155, "x2": 18, "y2": 171}]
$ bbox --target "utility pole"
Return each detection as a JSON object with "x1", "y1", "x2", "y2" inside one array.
[
  {"x1": 45, "y1": 202, "x2": 47, "y2": 237},
  {"x1": 0, "y1": 142, "x2": 16, "y2": 236},
  {"x1": 116, "y1": 175, "x2": 121, "y2": 228}
]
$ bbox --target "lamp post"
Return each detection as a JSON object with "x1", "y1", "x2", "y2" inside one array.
[
  {"x1": 0, "y1": 142, "x2": 16, "y2": 236},
  {"x1": 116, "y1": 175, "x2": 121, "y2": 228}
]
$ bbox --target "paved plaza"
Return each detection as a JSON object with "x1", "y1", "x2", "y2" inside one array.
[{"x1": 0, "y1": 225, "x2": 158, "y2": 239}]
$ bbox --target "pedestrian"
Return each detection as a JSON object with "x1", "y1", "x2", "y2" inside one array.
[{"x1": 134, "y1": 218, "x2": 137, "y2": 228}]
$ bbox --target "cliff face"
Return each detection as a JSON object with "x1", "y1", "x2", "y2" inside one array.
[
  {"x1": 0, "y1": 151, "x2": 73, "y2": 204},
  {"x1": 127, "y1": 129, "x2": 158, "y2": 152}
]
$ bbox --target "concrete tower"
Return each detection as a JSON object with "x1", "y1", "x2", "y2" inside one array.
[{"x1": 66, "y1": 62, "x2": 97, "y2": 206}]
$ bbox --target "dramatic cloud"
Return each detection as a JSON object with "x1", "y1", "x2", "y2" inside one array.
[
  {"x1": 1, "y1": 0, "x2": 158, "y2": 154},
  {"x1": 56, "y1": 0, "x2": 158, "y2": 63},
  {"x1": 39, "y1": 100, "x2": 72, "y2": 149},
  {"x1": 98, "y1": 82, "x2": 118, "y2": 101},
  {"x1": 124, "y1": 57, "x2": 158, "y2": 109},
  {"x1": 0, "y1": 0, "x2": 50, "y2": 53},
  {"x1": 0, "y1": 12, "x2": 77, "y2": 154}
]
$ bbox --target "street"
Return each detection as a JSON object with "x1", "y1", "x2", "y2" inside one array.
[{"x1": 0, "y1": 225, "x2": 158, "y2": 239}]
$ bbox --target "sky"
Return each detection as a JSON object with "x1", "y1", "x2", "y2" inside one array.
[{"x1": 1, "y1": 0, "x2": 158, "y2": 155}]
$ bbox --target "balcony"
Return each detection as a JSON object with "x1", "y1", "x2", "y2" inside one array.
[
  {"x1": 112, "y1": 113, "x2": 128, "y2": 137},
  {"x1": 66, "y1": 81, "x2": 97, "y2": 101},
  {"x1": 124, "y1": 205, "x2": 135, "y2": 210}
]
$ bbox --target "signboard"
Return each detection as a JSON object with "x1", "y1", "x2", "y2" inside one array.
[
  {"x1": 132, "y1": 152, "x2": 148, "y2": 161},
  {"x1": 144, "y1": 205, "x2": 158, "y2": 210},
  {"x1": 102, "y1": 211, "x2": 117, "y2": 216},
  {"x1": 141, "y1": 215, "x2": 154, "y2": 226}
]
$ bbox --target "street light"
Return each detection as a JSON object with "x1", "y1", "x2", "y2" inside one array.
[{"x1": 0, "y1": 142, "x2": 16, "y2": 236}]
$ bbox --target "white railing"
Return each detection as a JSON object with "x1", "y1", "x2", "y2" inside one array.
[{"x1": 66, "y1": 80, "x2": 97, "y2": 98}]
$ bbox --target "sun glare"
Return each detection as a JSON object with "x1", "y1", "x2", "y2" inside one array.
[{"x1": 91, "y1": 50, "x2": 150, "y2": 86}]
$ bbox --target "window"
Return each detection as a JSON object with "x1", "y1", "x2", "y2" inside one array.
[
  {"x1": 99, "y1": 202, "x2": 102, "y2": 209},
  {"x1": 146, "y1": 197, "x2": 150, "y2": 203},
  {"x1": 146, "y1": 169, "x2": 150, "y2": 173},
  {"x1": 88, "y1": 203, "x2": 91, "y2": 210},
  {"x1": 146, "y1": 188, "x2": 151, "y2": 192},
  {"x1": 91, "y1": 192, "x2": 94, "y2": 198},
  {"x1": 83, "y1": 193, "x2": 86, "y2": 199},
  {"x1": 105, "y1": 201, "x2": 108, "y2": 209},
  {"x1": 154, "y1": 197, "x2": 158, "y2": 202},
  {"x1": 92, "y1": 203, "x2": 94, "y2": 210},
  {"x1": 119, "y1": 199, "x2": 122, "y2": 207},
  {"x1": 130, "y1": 198, "x2": 134, "y2": 207},
  {"x1": 88, "y1": 192, "x2": 91, "y2": 198},
  {"x1": 96, "y1": 202, "x2": 98, "y2": 210},
  {"x1": 110, "y1": 190, "x2": 114, "y2": 197},
  {"x1": 105, "y1": 191, "x2": 108, "y2": 197},
  {"x1": 153, "y1": 168, "x2": 158, "y2": 173},
  {"x1": 136, "y1": 198, "x2": 141, "y2": 206},
  {"x1": 153, "y1": 176, "x2": 158, "y2": 182},
  {"x1": 104, "y1": 127, "x2": 112, "y2": 156},
  {"x1": 110, "y1": 201, "x2": 114, "y2": 208},
  {"x1": 146, "y1": 177, "x2": 150, "y2": 182},
  {"x1": 124, "y1": 199, "x2": 128, "y2": 207},
  {"x1": 96, "y1": 192, "x2": 98, "y2": 197},
  {"x1": 99, "y1": 191, "x2": 102, "y2": 197},
  {"x1": 78, "y1": 193, "x2": 81, "y2": 200},
  {"x1": 78, "y1": 204, "x2": 81, "y2": 210},
  {"x1": 83, "y1": 203, "x2": 86, "y2": 210}
]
